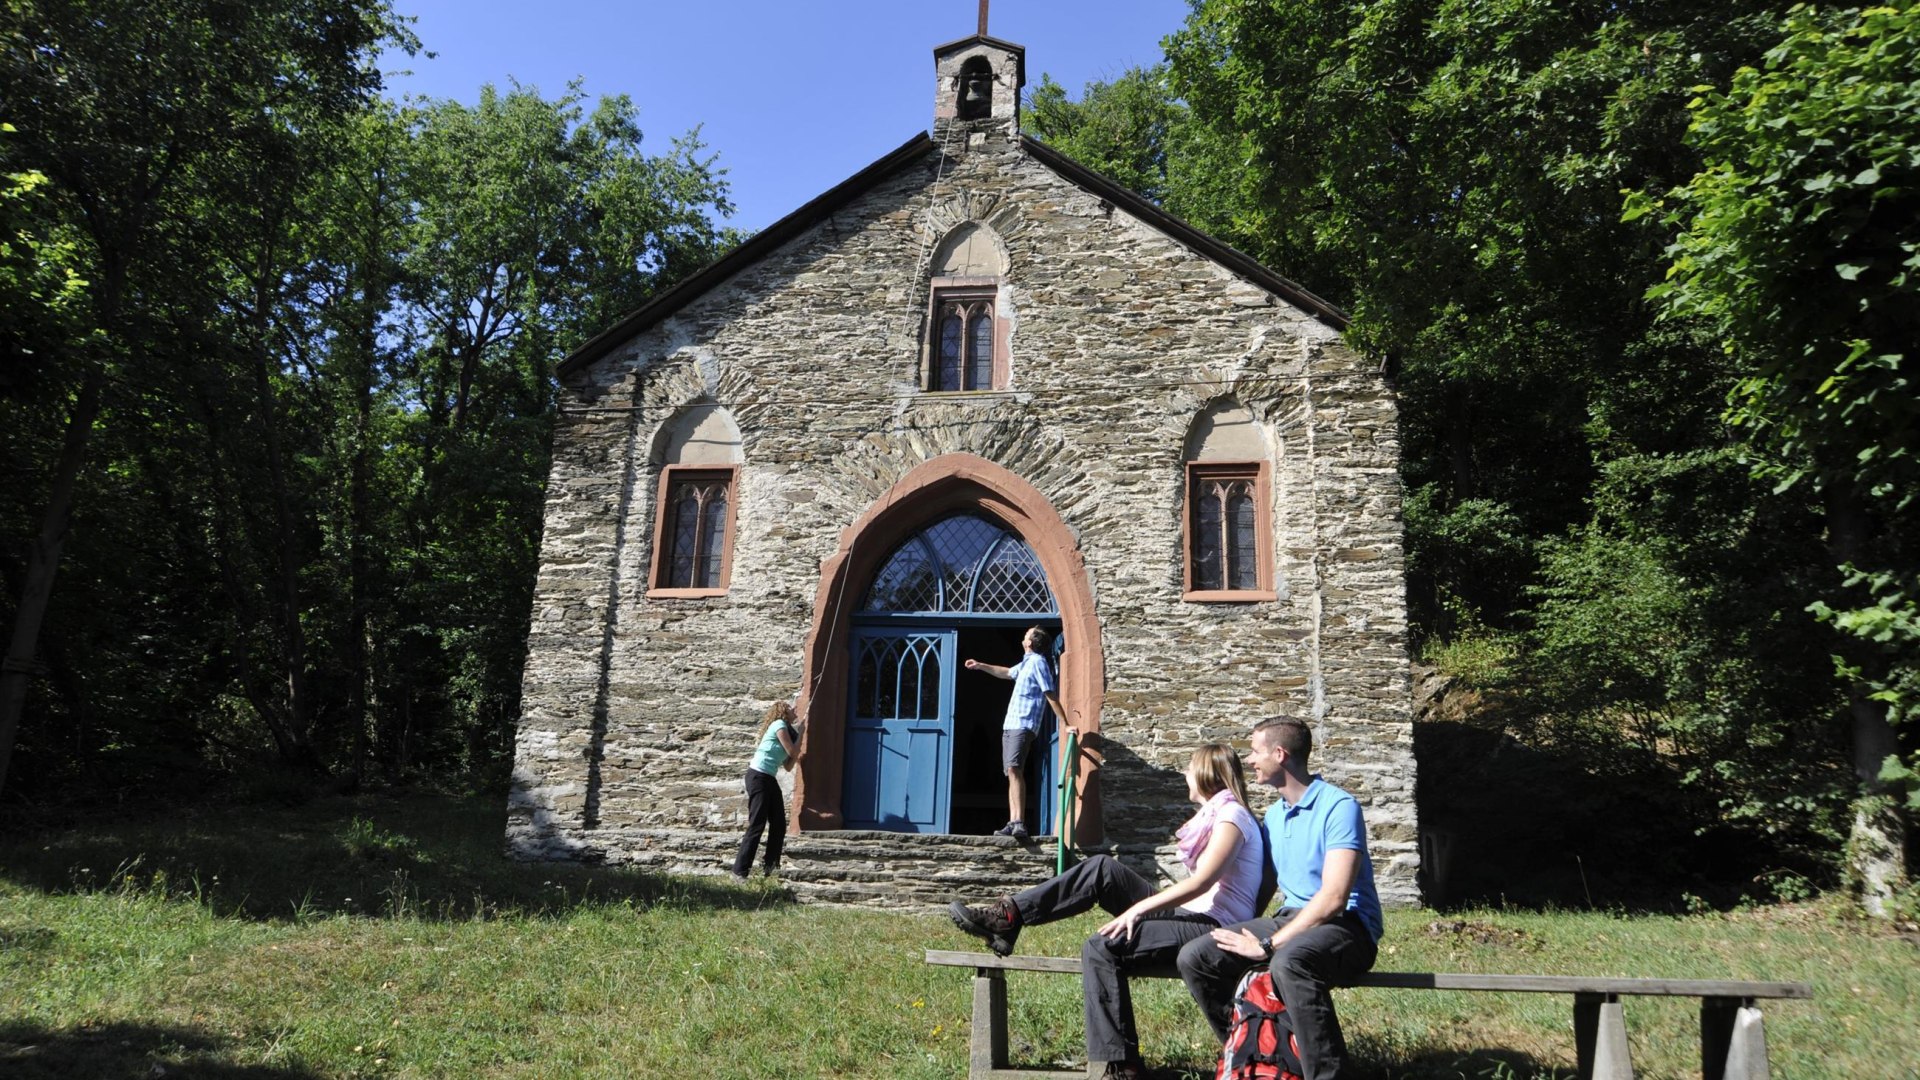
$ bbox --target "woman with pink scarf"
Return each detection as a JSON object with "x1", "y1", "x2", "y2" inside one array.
[{"x1": 948, "y1": 743, "x2": 1268, "y2": 1080}]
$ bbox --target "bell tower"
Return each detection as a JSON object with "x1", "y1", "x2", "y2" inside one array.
[{"x1": 932, "y1": 24, "x2": 1025, "y2": 145}]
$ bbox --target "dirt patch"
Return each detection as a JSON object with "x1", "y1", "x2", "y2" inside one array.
[{"x1": 1424, "y1": 918, "x2": 1537, "y2": 949}]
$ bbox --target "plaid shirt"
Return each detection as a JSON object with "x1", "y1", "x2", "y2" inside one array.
[{"x1": 1001, "y1": 651, "x2": 1057, "y2": 733}]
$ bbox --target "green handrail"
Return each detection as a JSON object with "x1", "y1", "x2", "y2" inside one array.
[{"x1": 1056, "y1": 728, "x2": 1081, "y2": 875}]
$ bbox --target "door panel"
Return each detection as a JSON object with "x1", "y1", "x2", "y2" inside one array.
[{"x1": 843, "y1": 629, "x2": 954, "y2": 832}]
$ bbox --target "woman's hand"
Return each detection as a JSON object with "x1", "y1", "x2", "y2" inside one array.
[{"x1": 1097, "y1": 905, "x2": 1147, "y2": 942}]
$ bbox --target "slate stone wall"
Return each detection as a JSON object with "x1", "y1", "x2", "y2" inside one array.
[{"x1": 508, "y1": 123, "x2": 1418, "y2": 909}]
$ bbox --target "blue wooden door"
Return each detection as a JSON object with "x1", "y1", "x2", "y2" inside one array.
[
  {"x1": 1033, "y1": 632, "x2": 1065, "y2": 836},
  {"x1": 843, "y1": 629, "x2": 955, "y2": 832}
]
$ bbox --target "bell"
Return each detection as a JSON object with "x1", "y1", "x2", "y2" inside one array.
[{"x1": 958, "y1": 70, "x2": 993, "y2": 119}]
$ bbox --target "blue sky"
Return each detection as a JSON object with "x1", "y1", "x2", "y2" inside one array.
[{"x1": 383, "y1": 1, "x2": 1194, "y2": 231}]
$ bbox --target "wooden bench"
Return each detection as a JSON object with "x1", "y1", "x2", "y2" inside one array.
[{"x1": 925, "y1": 950, "x2": 1811, "y2": 1080}]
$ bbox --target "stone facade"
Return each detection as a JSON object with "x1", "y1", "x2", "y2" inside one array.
[{"x1": 508, "y1": 34, "x2": 1417, "y2": 909}]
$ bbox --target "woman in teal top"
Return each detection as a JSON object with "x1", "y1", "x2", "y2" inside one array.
[{"x1": 732, "y1": 700, "x2": 801, "y2": 880}]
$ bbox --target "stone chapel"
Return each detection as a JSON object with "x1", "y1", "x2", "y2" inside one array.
[{"x1": 508, "y1": 31, "x2": 1418, "y2": 908}]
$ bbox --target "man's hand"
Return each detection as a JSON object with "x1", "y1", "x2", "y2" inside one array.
[{"x1": 1211, "y1": 926, "x2": 1270, "y2": 960}]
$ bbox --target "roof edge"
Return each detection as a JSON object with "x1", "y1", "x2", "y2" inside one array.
[
  {"x1": 1020, "y1": 135, "x2": 1350, "y2": 332},
  {"x1": 557, "y1": 132, "x2": 938, "y2": 378},
  {"x1": 932, "y1": 33, "x2": 1027, "y2": 59}
]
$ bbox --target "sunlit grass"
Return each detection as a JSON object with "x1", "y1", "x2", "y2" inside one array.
[{"x1": 1, "y1": 792, "x2": 1913, "y2": 1078}]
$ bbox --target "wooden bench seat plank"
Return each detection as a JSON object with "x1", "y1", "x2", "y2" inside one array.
[
  {"x1": 925, "y1": 951, "x2": 1812, "y2": 999},
  {"x1": 1357, "y1": 972, "x2": 1811, "y2": 999},
  {"x1": 926, "y1": 950, "x2": 1809, "y2": 1080}
]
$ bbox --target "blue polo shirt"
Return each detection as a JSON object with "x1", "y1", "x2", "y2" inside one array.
[
  {"x1": 1002, "y1": 652, "x2": 1057, "y2": 733},
  {"x1": 1264, "y1": 776, "x2": 1384, "y2": 942}
]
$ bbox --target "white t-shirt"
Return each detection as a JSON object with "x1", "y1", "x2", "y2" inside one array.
[{"x1": 1177, "y1": 799, "x2": 1265, "y2": 925}]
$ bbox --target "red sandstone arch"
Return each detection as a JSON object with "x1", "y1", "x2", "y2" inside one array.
[{"x1": 792, "y1": 453, "x2": 1106, "y2": 845}]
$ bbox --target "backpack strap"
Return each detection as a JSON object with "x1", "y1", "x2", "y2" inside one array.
[{"x1": 1252, "y1": 816, "x2": 1279, "y2": 916}]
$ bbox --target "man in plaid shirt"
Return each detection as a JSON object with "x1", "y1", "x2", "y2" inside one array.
[{"x1": 964, "y1": 626, "x2": 1066, "y2": 841}]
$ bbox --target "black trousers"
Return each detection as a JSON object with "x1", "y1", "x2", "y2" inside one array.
[
  {"x1": 1011, "y1": 854, "x2": 1221, "y2": 1064},
  {"x1": 1176, "y1": 908, "x2": 1377, "y2": 1080},
  {"x1": 731, "y1": 767, "x2": 785, "y2": 875}
]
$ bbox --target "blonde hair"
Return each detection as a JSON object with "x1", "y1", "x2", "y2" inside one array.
[
  {"x1": 764, "y1": 699, "x2": 795, "y2": 725},
  {"x1": 1188, "y1": 742, "x2": 1249, "y2": 806}
]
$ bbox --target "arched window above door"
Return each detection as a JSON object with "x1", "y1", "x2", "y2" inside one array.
[
  {"x1": 925, "y1": 223, "x2": 1009, "y2": 393},
  {"x1": 861, "y1": 514, "x2": 1057, "y2": 614}
]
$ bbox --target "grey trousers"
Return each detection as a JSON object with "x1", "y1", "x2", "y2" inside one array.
[
  {"x1": 1011, "y1": 854, "x2": 1221, "y2": 1064},
  {"x1": 1176, "y1": 908, "x2": 1377, "y2": 1080}
]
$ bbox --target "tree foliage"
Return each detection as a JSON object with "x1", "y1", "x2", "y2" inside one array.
[
  {"x1": 0, "y1": 2, "x2": 737, "y2": 799},
  {"x1": 1133, "y1": 0, "x2": 1911, "y2": 900},
  {"x1": 1641, "y1": 1, "x2": 1919, "y2": 799}
]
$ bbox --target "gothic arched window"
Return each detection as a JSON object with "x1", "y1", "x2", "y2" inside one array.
[
  {"x1": 648, "y1": 405, "x2": 742, "y2": 597},
  {"x1": 1183, "y1": 399, "x2": 1275, "y2": 601},
  {"x1": 934, "y1": 293, "x2": 997, "y2": 391},
  {"x1": 925, "y1": 223, "x2": 1008, "y2": 392}
]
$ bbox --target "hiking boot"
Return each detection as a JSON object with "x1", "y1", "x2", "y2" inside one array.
[
  {"x1": 1089, "y1": 1060, "x2": 1146, "y2": 1080},
  {"x1": 948, "y1": 898, "x2": 1021, "y2": 957},
  {"x1": 994, "y1": 820, "x2": 1031, "y2": 842}
]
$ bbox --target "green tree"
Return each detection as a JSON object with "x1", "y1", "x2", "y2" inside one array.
[
  {"x1": 0, "y1": 0, "x2": 401, "y2": 795},
  {"x1": 1162, "y1": 0, "x2": 1870, "y2": 898},
  {"x1": 2, "y1": 10, "x2": 738, "y2": 798},
  {"x1": 1022, "y1": 65, "x2": 1258, "y2": 250},
  {"x1": 1640, "y1": 1, "x2": 1920, "y2": 910},
  {"x1": 381, "y1": 84, "x2": 736, "y2": 779}
]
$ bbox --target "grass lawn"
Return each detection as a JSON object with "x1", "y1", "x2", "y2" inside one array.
[{"x1": 1, "y1": 791, "x2": 1913, "y2": 1079}]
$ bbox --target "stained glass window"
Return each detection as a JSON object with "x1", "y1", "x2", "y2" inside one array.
[
  {"x1": 656, "y1": 468, "x2": 734, "y2": 591},
  {"x1": 937, "y1": 311, "x2": 965, "y2": 392},
  {"x1": 861, "y1": 514, "x2": 1057, "y2": 613},
  {"x1": 1188, "y1": 463, "x2": 1267, "y2": 595},
  {"x1": 929, "y1": 291, "x2": 998, "y2": 391},
  {"x1": 967, "y1": 310, "x2": 993, "y2": 390}
]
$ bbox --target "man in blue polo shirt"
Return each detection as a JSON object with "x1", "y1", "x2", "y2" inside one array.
[
  {"x1": 963, "y1": 626, "x2": 1066, "y2": 842},
  {"x1": 1177, "y1": 716, "x2": 1382, "y2": 1080}
]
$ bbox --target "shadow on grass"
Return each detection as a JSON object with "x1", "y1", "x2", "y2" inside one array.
[
  {"x1": 1414, "y1": 712, "x2": 1814, "y2": 916},
  {"x1": 1357, "y1": 1047, "x2": 1571, "y2": 1080},
  {"x1": 0, "y1": 1020, "x2": 323, "y2": 1080},
  {"x1": 0, "y1": 789, "x2": 794, "y2": 922},
  {"x1": 1154, "y1": 1046, "x2": 1567, "y2": 1080}
]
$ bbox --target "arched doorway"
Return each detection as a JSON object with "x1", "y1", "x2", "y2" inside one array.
[
  {"x1": 844, "y1": 513, "x2": 1063, "y2": 834},
  {"x1": 793, "y1": 454, "x2": 1105, "y2": 845}
]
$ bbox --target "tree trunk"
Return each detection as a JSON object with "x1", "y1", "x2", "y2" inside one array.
[
  {"x1": 346, "y1": 286, "x2": 376, "y2": 780},
  {"x1": 1445, "y1": 378, "x2": 1476, "y2": 502},
  {"x1": 187, "y1": 419, "x2": 302, "y2": 763},
  {"x1": 0, "y1": 363, "x2": 106, "y2": 798},
  {"x1": 247, "y1": 347, "x2": 320, "y2": 772},
  {"x1": 1827, "y1": 484, "x2": 1910, "y2": 914}
]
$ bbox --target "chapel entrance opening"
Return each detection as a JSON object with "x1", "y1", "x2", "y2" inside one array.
[
  {"x1": 951, "y1": 621, "x2": 1063, "y2": 835},
  {"x1": 842, "y1": 512, "x2": 1063, "y2": 837}
]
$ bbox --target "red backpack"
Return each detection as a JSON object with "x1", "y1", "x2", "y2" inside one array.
[{"x1": 1215, "y1": 968, "x2": 1305, "y2": 1080}]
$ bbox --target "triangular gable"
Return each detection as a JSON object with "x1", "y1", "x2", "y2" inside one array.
[{"x1": 557, "y1": 130, "x2": 1351, "y2": 379}]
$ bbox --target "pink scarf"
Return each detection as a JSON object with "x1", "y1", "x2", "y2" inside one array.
[{"x1": 1174, "y1": 787, "x2": 1240, "y2": 870}]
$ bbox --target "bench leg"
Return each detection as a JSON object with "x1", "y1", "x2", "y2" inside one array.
[
  {"x1": 1573, "y1": 992, "x2": 1634, "y2": 1080},
  {"x1": 971, "y1": 970, "x2": 1009, "y2": 1079},
  {"x1": 1702, "y1": 997, "x2": 1770, "y2": 1080}
]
